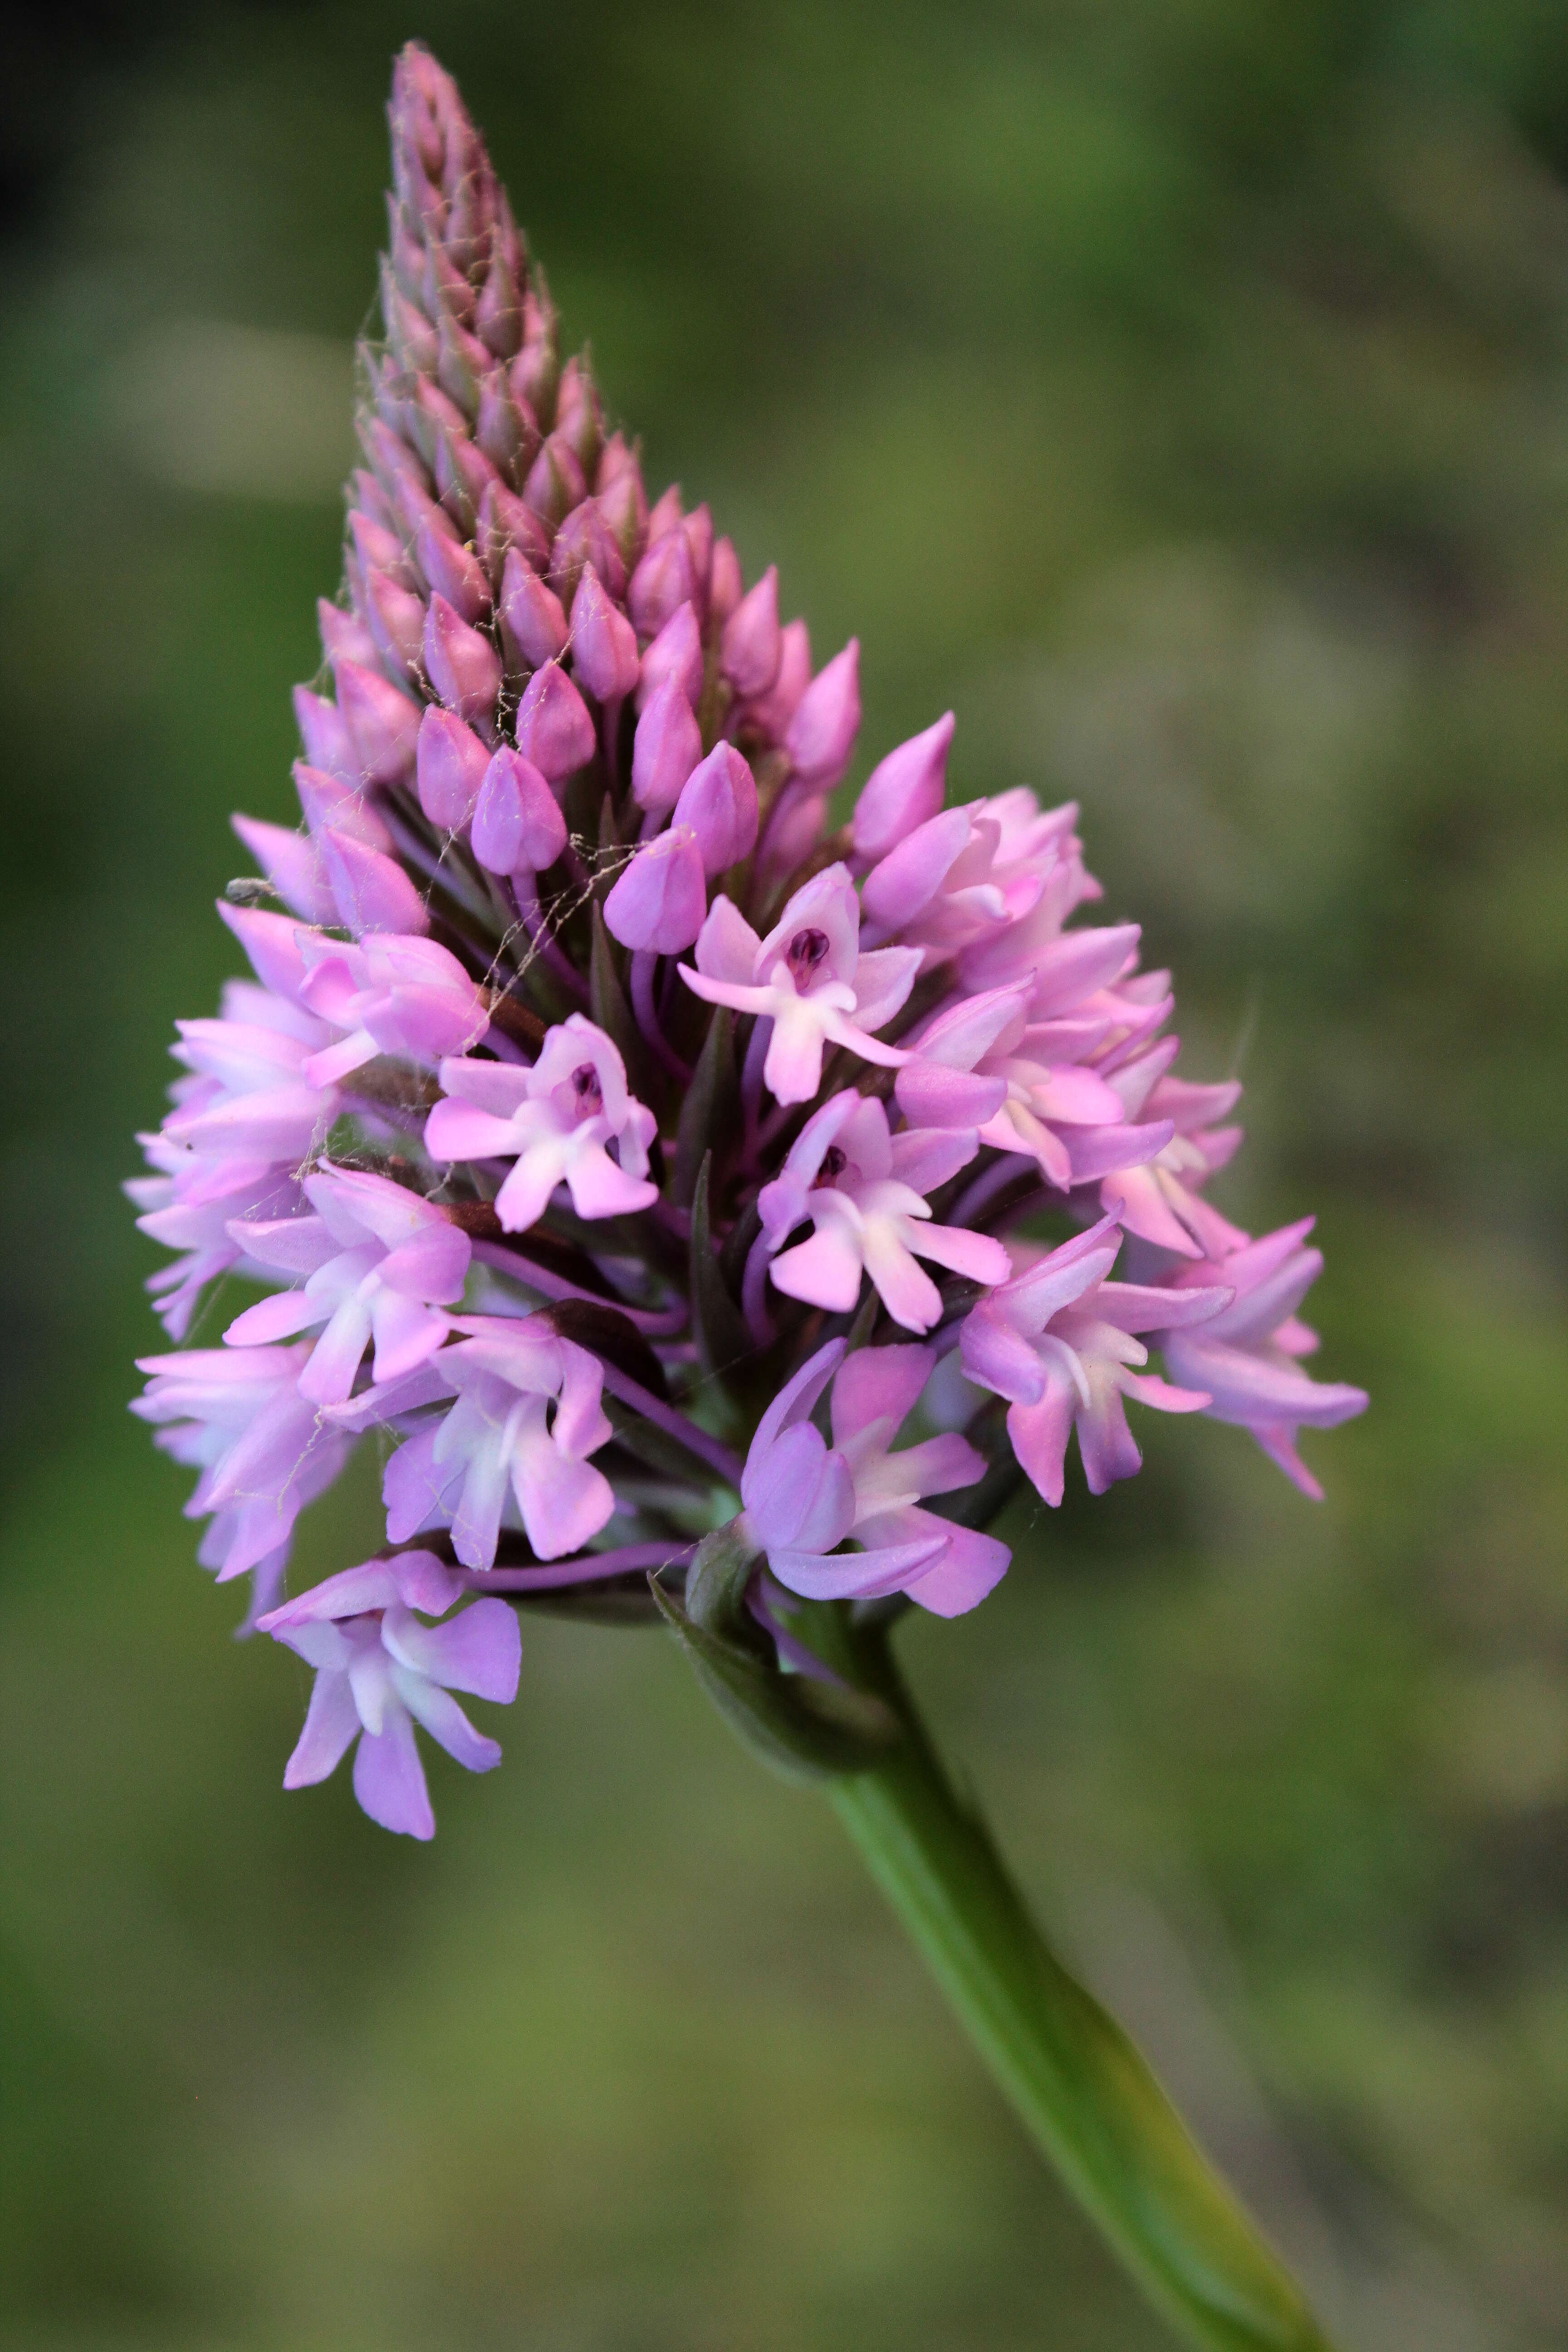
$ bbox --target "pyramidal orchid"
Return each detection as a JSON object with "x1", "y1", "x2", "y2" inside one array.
[{"x1": 127, "y1": 48, "x2": 1363, "y2": 2352}]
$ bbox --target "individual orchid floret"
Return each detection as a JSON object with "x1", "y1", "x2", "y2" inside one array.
[
  {"x1": 1149, "y1": 1220, "x2": 1369, "y2": 1498},
  {"x1": 378, "y1": 1318, "x2": 616, "y2": 1565},
  {"x1": 850, "y1": 711, "x2": 955, "y2": 866},
  {"x1": 513, "y1": 659, "x2": 595, "y2": 783},
  {"x1": 127, "y1": 1134, "x2": 302, "y2": 1340},
  {"x1": 784, "y1": 639, "x2": 860, "y2": 791},
  {"x1": 499, "y1": 548, "x2": 569, "y2": 671},
  {"x1": 416, "y1": 705, "x2": 492, "y2": 831},
  {"x1": 603, "y1": 828, "x2": 707, "y2": 953},
  {"x1": 161, "y1": 995, "x2": 339, "y2": 1165},
  {"x1": 132, "y1": 1341, "x2": 353, "y2": 1612},
  {"x1": 257, "y1": 1549, "x2": 520, "y2": 1839},
  {"x1": 719, "y1": 564, "x2": 780, "y2": 699},
  {"x1": 570, "y1": 564, "x2": 640, "y2": 703},
  {"x1": 1094, "y1": 1043, "x2": 1249, "y2": 1260},
  {"x1": 319, "y1": 826, "x2": 431, "y2": 937},
  {"x1": 425, "y1": 1013, "x2": 657, "y2": 1230},
  {"x1": 738, "y1": 1338, "x2": 1008, "y2": 1617},
  {"x1": 897, "y1": 985, "x2": 1166, "y2": 1191},
  {"x1": 679, "y1": 865, "x2": 921, "y2": 1105},
  {"x1": 759, "y1": 1092, "x2": 1012, "y2": 1335},
  {"x1": 470, "y1": 745, "x2": 568, "y2": 879},
  {"x1": 960, "y1": 1215, "x2": 1228, "y2": 1503},
  {"x1": 630, "y1": 676, "x2": 701, "y2": 815},
  {"x1": 224, "y1": 1163, "x2": 472, "y2": 1405},
  {"x1": 671, "y1": 742, "x2": 758, "y2": 876},
  {"x1": 637, "y1": 600, "x2": 704, "y2": 711},
  {"x1": 860, "y1": 799, "x2": 1057, "y2": 967},
  {"x1": 296, "y1": 932, "x2": 490, "y2": 1087}
]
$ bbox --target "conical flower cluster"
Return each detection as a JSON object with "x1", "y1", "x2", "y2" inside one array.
[{"x1": 128, "y1": 46, "x2": 1365, "y2": 1836}]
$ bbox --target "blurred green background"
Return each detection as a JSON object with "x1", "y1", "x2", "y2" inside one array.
[{"x1": 3, "y1": 3, "x2": 1566, "y2": 2345}]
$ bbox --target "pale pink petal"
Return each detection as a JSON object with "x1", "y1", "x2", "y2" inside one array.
[{"x1": 352, "y1": 1708, "x2": 435, "y2": 1837}]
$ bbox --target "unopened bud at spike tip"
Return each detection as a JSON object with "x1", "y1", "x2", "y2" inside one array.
[
  {"x1": 471, "y1": 746, "x2": 568, "y2": 875},
  {"x1": 570, "y1": 565, "x2": 641, "y2": 705},
  {"x1": 637, "y1": 601, "x2": 704, "y2": 713},
  {"x1": 364, "y1": 567, "x2": 428, "y2": 679},
  {"x1": 673, "y1": 743, "x2": 758, "y2": 876},
  {"x1": 721, "y1": 565, "x2": 780, "y2": 699},
  {"x1": 513, "y1": 660, "x2": 595, "y2": 783},
  {"x1": 852, "y1": 711, "x2": 955, "y2": 865},
  {"x1": 603, "y1": 828, "x2": 707, "y2": 954},
  {"x1": 709, "y1": 536, "x2": 742, "y2": 629},
  {"x1": 478, "y1": 480, "x2": 550, "y2": 585},
  {"x1": 316, "y1": 598, "x2": 378, "y2": 673},
  {"x1": 423, "y1": 593, "x2": 502, "y2": 729},
  {"x1": 320, "y1": 828, "x2": 431, "y2": 938},
  {"x1": 629, "y1": 529, "x2": 696, "y2": 641},
  {"x1": 293, "y1": 685, "x2": 358, "y2": 783},
  {"x1": 632, "y1": 676, "x2": 702, "y2": 815},
  {"x1": 785, "y1": 639, "x2": 860, "y2": 790},
  {"x1": 334, "y1": 658, "x2": 421, "y2": 784},
  {"x1": 292, "y1": 762, "x2": 392, "y2": 852},
  {"x1": 416, "y1": 706, "x2": 492, "y2": 832},
  {"x1": 416, "y1": 515, "x2": 491, "y2": 624},
  {"x1": 499, "y1": 548, "x2": 568, "y2": 671}
]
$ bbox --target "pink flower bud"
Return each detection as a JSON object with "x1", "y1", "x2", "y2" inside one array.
[
  {"x1": 720, "y1": 564, "x2": 780, "y2": 699},
  {"x1": 364, "y1": 566, "x2": 427, "y2": 678},
  {"x1": 499, "y1": 547, "x2": 568, "y2": 671},
  {"x1": 549, "y1": 499, "x2": 627, "y2": 608},
  {"x1": 416, "y1": 706, "x2": 491, "y2": 830},
  {"x1": 631, "y1": 677, "x2": 702, "y2": 815},
  {"x1": 637, "y1": 600, "x2": 703, "y2": 712},
  {"x1": 319, "y1": 829, "x2": 430, "y2": 937},
  {"x1": 785, "y1": 638, "x2": 860, "y2": 789},
  {"x1": 682, "y1": 503, "x2": 714, "y2": 618},
  {"x1": 316, "y1": 597, "x2": 378, "y2": 672},
  {"x1": 477, "y1": 479, "x2": 550, "y2": 585},
  {"x1": 334, "y1": 659, "x2": 421, "y2": 784},
  {"x1": 597, "y1": 446, "x2": 648, "y2": 567},
  {"x1": 349, "y1": 508, "x2": 415, "y2": 588},
  {"x1": 293, "y1": 762, "x2": 392, "y2": 851},
  {"x1": 709, "y1": 535, "x2": 742, "y2": 629},
  {"x1": 471, "y1": 747, "x2": 568, "y2": 875},
  {"x1": 293, "y1": 685, "x2": 356, "y2": 782},
  {"x1": 523, "y1": 432, "x2": 585, "y2": 529},
  {"x1": 603, "y1": 828, "x2": 707, "y2": 953},
  {"x1": 673, "y1": 743, "x2": 758, "y2": 875},
  {"x1": 628, "y1": 529, "x2": 696, "y2": 640},
  {"x1": 570, "y1": 565, "x2": 640, "y2": 703},
  {"x1": 423, "y1": 593, "x2": 501, "y2": 727},
  {"x1": 416, "y1": 515, "x2": 491, "y2": 623},
  {"x1": 851, "y1": 710, "x2": 954, "y2": 864},
  {"x1": 740, "y1": 616, "x2": 811, "y2": 740},
  {"x1": 230, "y1": 814, "x2": 336, "y2": 923},
  {"x1": 514, "y1": 660, "x2": 595, "y2": 781},
  {"x1": 647, "y1": 484, "x2": 683, "y2": 543}
]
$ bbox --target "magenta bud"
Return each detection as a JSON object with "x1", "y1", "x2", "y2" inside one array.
[
  {"x1": 319, "y1": 829, "x2": 430, "y2": 938},
  {"x1": 570, "y1": 565, "x2": 640, "y2": 704},
  {"x1": 784, "y1": 637, "x2": 860, "y2": 788},
  {"x1": 478, "y1": 479, "x2": 551, "y2": 585},
  {"x1": 603, "y1": 828, "x2": 707, "y2": 954},
  {"x1": 720, "y1": 564, "x2": 780, "y2": 699},
  {"x1": 416, "y1": 515, "x2": 491, "y2": 623},
  {"x1": 681, "y1": 504, "x2": 714, "y2": 617},
  {"x1": 364, "y1": 566, "x2": 428, "y2": 678},
  {"x1": 350, "y1": 508, "x2": 416, "y2": 589},
  {"x1": 628, "y1": 528, "x2": 695, "y2": 640},
  {"x1": 359, "y1": 414, "x2": 433, "y2": 505},
  {"x1": 293, "y1": 685, "x2": 357, "y2": 782},
  {"x1": 548, "y1": 498, "x2": 627, "y2": 608},
  {"x1": 597, "y1": 461, "x2": 648, "y2": 571},
  {"x1": 851, "y1": 710, "x2": 955, "y2": 864},
  {"x1": 672, "y1": 743, "x2": 758, "y2": 875},
  {"x1": 293, "y1": 761, "x2": 393, "y2": 851},
  {"x1": 416, "y1": 706, "x2": 491, "y2": 831},
  {"x1": 631, "y1": 676, "x2": 702, "y2": 815},
  {"x1": 709, "y1": 535, "x2": 742, "y2": 628},
  {"x1": 513, "y1": 659, "x2": 595, "y2": 782},
  {"x1": 499, "y1": 546, "x2": 568, "y2": 670},
  {"x1": 475, "y1": 370, "x2": 539, "y2": 478},
  {"x1": 434, "y1": 423, "x2": 499, "y2": 530},
  {"x1": 523, "y1": 432, "x2": 585, "y2": 529},
  {"x1": 230, "y1": 814, "x2": 336, "y2": 925},
  {"x1": 334, "y1": 659, "x2": 421, "y2": 784},
  {"x1": 471, "y1": 746, "x2": 568, "y2": 875},
  {"x1": 317, "y1": 596, "x2": 378, "y2": 672},
  {"x1": 423, "y1": 593, "x2": 501, "y2": 727},
  {"x1": 646, "y1": 484, "x2": 684, "y2": 543},
  {"x1": 637, "y1": 600, "x2": 704, "y2": 713},
  {"x1": 740, "y1": 616, "x2": 811, "y2": 740}
]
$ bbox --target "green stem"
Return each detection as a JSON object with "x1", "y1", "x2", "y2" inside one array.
[{"x1": 829, "y1": 1622, "x2": 1336, "y2": 2352}]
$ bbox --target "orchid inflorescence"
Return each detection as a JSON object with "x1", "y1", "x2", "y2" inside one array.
[{"x1": 128, "y1": 44, "x2": 1366, "y2": 1843}]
